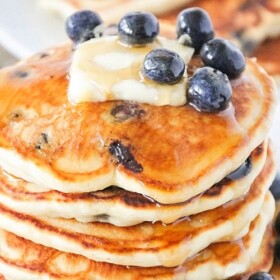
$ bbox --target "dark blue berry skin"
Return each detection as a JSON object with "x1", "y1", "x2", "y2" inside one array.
[
  {"x1": 143, "y1": 48, "x2": 185, "y2": 84},
  {"x1": 187, "y1": 67, "x2": 232, "y2": 112},
  {"x1": 270, "y1": 174, "x2": 280, "y2": 199},
  {"x1": 177, "y1": 8, "x2": 214, "y2": 53},
  {"x1": 248, "y1": 272, "x2": 275, "y2": 280},
  {"x1": 118, "y1": 12, "x2": 159, "y2": 46},
  {"x1": 200, "y1": 38, "x2": 246, "y2": 79},
  {"x1": 65, "y1": 10, "x2": 103, "y2": 44}
]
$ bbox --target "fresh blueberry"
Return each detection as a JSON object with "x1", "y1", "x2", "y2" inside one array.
[
  {"x1": 187, "y1": 67, "x2": 232, "y2": 112},
  {"x1": 118, "y1": 12, "x2": 159, "y2": 45},
  {"x1": 248, "y1": 272, "x2": 275, "y2": 280},
  {"x1": 65, "y1": 10, "x2": 103, "y2": 44},
  {"x1": 270, "y1": 174, "x2": 280, "y2": 199},
  {"x1": 200, "y1": 38, "x2": 246, "y2": 79},
  {"x1": 177, "y1": 8, "x2": 214, "y2": 53},
  {"x1": 142, "y1": 48, "x2": 185, "y2": 84}
]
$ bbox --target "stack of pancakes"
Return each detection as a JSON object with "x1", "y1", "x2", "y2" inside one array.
[{"x1": 0, "y1": 32, "x2": 277, "y2": 279}]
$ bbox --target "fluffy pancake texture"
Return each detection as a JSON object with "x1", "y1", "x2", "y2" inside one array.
[
  {"x1": 0, "y1": 45, "x2": 277, "y2": 204},
  {"x1": 0, "y1": 145, "x2": 275, "y2": 268},
  {"x1": 0, "y1": 192, "x2": 274, "y2": 280},
  {"x1": 0, "y1": 13, "x2": 278, "y2": 279},
  {"x1": 0, "y1": 141, "x2": 267, "y2": 225}
]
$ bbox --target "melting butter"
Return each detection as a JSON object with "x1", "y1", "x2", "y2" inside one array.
[{"x1": 68, "y1": 36, "x2": 194, "y2": 106}]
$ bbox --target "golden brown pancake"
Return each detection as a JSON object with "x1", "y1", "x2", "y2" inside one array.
[
  {"x1": 252, "y1": 36, "x2": 280, "y2": 83},
  {"x1": 0, "y1": 141, "x2": 267, "y2": 226},
  {"x1": 0, "y1": 45, "x2": 276, "y2": 204},
  {"x1": 0, "y1": 145, "x2": 275, "y2": 268},
  {"x1": 229, "y1": 225, "x2": 275, "y2": 280},
  {"x1": 0, "y1": 192, "x2": 274, "y2": 280}
]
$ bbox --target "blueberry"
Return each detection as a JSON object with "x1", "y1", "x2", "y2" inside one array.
[
  {"x1": 118, "y1": 12, "x2": 159, "y2": 45},
  {"x1": 177, "y1": 8, "x2": 214, "y2": 53},
  {"x1": 187, "y1": 67, "x2": 232, "y2": 112},
  {"x1": 109, "y1": 140, "x2": 143, "y2": 173},
  {"x1": 65, "y1": 10, "x2": 103, "y2": 44},
  {"x1": 142, "y1": 48, "x2": 185, "y2": 84},
  {"x1": 248, "y1": 272, "x2": 275, "y2": 280},
  {"x1": 200, "y1": 38, "x2": 246, "y2": 79},
  {"x1": 270, "y1": 174, "x2": 280, "y2": 199}
]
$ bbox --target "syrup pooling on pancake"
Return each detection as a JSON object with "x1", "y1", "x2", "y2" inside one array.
[{"x1": 68, "y1": 36, "x2": 193, "y2": 106}]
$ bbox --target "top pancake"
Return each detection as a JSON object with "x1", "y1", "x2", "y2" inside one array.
[{"x1": 0, "y1": 43, "x2": 276, "y2": 204}]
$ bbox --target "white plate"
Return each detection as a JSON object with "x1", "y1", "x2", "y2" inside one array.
[{"x1": 0, "y1": 0, "x2": 67, "y2": 59}]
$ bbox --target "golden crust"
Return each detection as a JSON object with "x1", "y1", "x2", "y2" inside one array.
[
  {"x1": 0, "y1": 204, "x2": 274, "y2": 280},
  {"x1": 0, "y1": 145, "x2": 275, "y2": 268},
  {"x1": 0, "y1": 141, "x2": 267, "y2": 226},
  {"x1": 0, "y1": 45, "x2": 277, "y2": 203}
]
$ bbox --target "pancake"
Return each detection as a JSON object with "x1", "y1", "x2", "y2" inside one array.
[
  {"x1": 0, "y1": 45, "x2": 276, "y2": 204},
  {"x1": 0, "y1": 192, "x2": 274, "y2": 280},
  {"x1": 39, "y1": 0, "x2": 193, "y2": 23},
  {"x1": 0, "y1": 140, "x2": 268, "y2": 226},
  {"x1": 160, "y1": 0, "x2": 280, "y2": 52},
  {"x1": 252, "y1": 36, "x2": 280, "y2": 85},
  {"x1": 0, "y1": 146, "x2": 275, "y2": 268},
  {"x1": 229, "y1": 224, "x2": 275, "y2": 280}
]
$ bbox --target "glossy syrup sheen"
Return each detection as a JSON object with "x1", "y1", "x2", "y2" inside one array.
[
  {"x1": 0, "y1": 141, "x2": 266, "y2": 208},
  {"x1": 0, "y1": 195, "x2": 274, "y2": 279},
  {"x1": 0, "y1": 43, "x2": 276, "y2": 204}
]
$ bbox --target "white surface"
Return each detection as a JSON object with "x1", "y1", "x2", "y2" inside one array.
[
  {"x1": 0, "y1": 0, "x2": 68, "y2": 58},
  {"x1": 0, "y1": 0, "x2": 278, "y2": 172}
]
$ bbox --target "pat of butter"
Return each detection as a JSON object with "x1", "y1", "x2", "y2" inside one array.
[{"x1": 68, "y1": 36, "x2": 194, "y2": 106}]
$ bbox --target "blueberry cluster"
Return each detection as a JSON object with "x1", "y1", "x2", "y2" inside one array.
[
  {"x1": 65, "y1": 8, "x2": 246, "y2": 113},
  {"x1": 176, "y1": 8, "x2": 246, "y2": 112}
]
